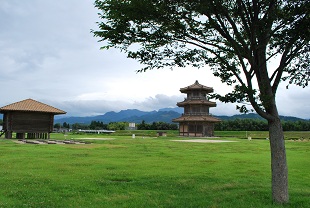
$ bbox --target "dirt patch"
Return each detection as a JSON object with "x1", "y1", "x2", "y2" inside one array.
[
  {"x1": 9, "y1": 137, "x2": 116, "y2": 145},
  {"x1": 12, "y1": 139, "x2": 92, "y2": 145},
  {"x1": 171, "y1": 139, "x2": 237, "y2": 143},
  {"x1": 77, "y1": 138, "x2": 115, "y2": 140}
]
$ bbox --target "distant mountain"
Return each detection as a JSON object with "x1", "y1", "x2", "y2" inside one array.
[
  {"x1": 158, "y1": 107, "x2": 183, "y2": 114},
  {"x1": 216, "y1": 113, "x2": 305, "y2": 122},
  {"x1": 55, "y1": 109, "x2": 151, "y2": 124},
  {"x1": 96, "y1": 109, "x2": 152, "y2": 123},
  {"x1": 54, "y1": 108, "x2": 307, "y2": 124},
  {"x1": 55, "y1": 109, "x2": 181, "y2": 124},
  {"x1": 215, "y1": 113, "x2": 263, "y2": 120},
  {"x1": 125, "y1": 111, "x2": 181, "y2": 123}
]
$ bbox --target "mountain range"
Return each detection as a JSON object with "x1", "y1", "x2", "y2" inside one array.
[{"x1": 54, "y1": 107, "x2": 307, "y2": 124}]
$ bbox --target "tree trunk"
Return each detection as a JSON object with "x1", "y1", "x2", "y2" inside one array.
[{"x1": 268, "y1": 117, "x2": 289, "y2": 203}]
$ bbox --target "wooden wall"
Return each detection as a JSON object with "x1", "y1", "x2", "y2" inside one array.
[
  {"x1": 3, "y1": 111, "x2": 54, "y2": 133},
  {"x1": 178, "y1": 122, "x2": 214, "y2": 137}
]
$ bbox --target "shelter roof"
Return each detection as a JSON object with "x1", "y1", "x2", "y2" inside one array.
[
  {"x1": 0, "y1": 99, "x2": 66, "y2": 115},
  {"x1": 172, "y1": 115, "x2": 221, "y2": 123},
  {"x1": 180, "y1": 80, "x2": 214, "y2": 93}
]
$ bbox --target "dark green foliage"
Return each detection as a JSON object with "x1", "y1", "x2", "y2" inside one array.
[
  {"x1": 89, "y1": 121, "x2": 107, "y2": 130},
  {"x1": 282, "y1": 120, "x2": 310, "y2": 131},
  {"x1": 71, "y1": 123, "x2": 89, "y2": 130},
  {"x1": 68, "y1": 120, "x2": 177, "y2": 131},
  {"x1": 67, "y1": 119, "x2": 309, "y2": 132},
  {"x1": 107, "y1": 122, "x2": 128, "y2": 130},
  {"x1": 215, "y1": 119, "x2": 268, "y2": 131},
  {"x1": 62, "y1": 122, "x2": 70, "y2": 129},
  {"x1": 215, "y1": 119, "x2": 310, "y2": 131},
  {"x1": 137, "y1": 120, "x2": 178, "y2": 130},
  {"x1": 54, "y1": 123, "x2": 61, "y2": 129}
]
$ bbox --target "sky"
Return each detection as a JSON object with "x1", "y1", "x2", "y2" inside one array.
[{"x1": 0, "y1": 0, "x2": 309, "y2": 119}]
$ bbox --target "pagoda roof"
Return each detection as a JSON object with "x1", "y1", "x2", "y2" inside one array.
[
  {"x1": 0, "y1": 98, "x2": 66, "y2": 115},
  {"x1": 177, "y1": 99, "x2": 217, "y2": 107},
  {"x1": 172, "y1": 115, "x2": 221, "y2": 123},
  {"x1": 180, "y1": 80, "x2": 214, "y2": 93}
]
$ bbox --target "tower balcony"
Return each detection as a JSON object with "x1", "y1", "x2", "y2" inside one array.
[
  {"x1": 185, "y1": 96, "x2": 207, "y2": 100},
  {"x1": 177, "y1": 99, "x2": 217, "y2": 107},
  {"x1": 183, "y1": 112, "x2": 210, "y2": 116}
]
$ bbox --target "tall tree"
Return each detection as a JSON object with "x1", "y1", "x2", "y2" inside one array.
[{"x1": 92, "y1": 0, "x2": 309, "y2": 203}]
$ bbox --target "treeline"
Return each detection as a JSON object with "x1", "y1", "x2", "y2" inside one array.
[
  {"x1": 137, "y1": 120, "x2": 178, "y2": 130},
  {"x1": 54, "y1": 121, "x2": 127, "y2": 131},
  {"x1": 54, "y1": 120, "x2": 178, "y2": 131},
  {"x1": 215, "y1": 119, "x2": 310, "y2": 131},
  {"x1": 3, "y1": 118, "x2": 309, "y2": 131}
]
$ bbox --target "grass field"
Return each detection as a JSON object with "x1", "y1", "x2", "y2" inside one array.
[{"x1": 0, "y1": 131, "x2": 309, "y2": 207}]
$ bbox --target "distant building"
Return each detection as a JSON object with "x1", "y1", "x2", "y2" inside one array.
[
  {"x1": 0, "y1": 99, "x2": 66, "y2": 139},
  {"x1": 172, "y1": 80, "x2": 221, "y2": 137},
  {"x1": 128, "y1": 122, "x2": 136, "y2": 130}
]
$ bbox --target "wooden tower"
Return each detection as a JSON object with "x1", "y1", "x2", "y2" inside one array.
[
  {"x1": 0, "y1": 99, "x2": 66, "y2": 139},
  {"x1": 173, "y1": 80, "x2": 221, "y2": 137}
]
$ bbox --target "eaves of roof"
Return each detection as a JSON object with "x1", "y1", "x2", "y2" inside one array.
[
  {"x1": 177, "y1": 100, "x2": 217, "y2": 107},
  {"x1": 172, "y1": 115, "x2": 221, "y2": 122},
  {"x1": 0, "y1": 98, "x2": 66, "y2": 115}
]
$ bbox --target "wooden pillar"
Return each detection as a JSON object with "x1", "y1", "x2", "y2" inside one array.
[
  {"x1": 5, "y1": 131, "x2": 12, "y2": 139},
  {"x1": 187, "y1": 122, "x2": 189, "y2": 137},
  {"x1": 181, "y1": 124, "x2": 183, "y2": 136},
  {"x1": 16, "y1": 133, "x2": 25, "y2": 139}
]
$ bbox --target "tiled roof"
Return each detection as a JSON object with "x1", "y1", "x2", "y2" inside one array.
[
  {"x1": 180, "y1": 80, "x2": 214, "y2": 93},
  {"x1": 177, "y1": 99, "x2": 217, "y2": 107},
  {"x1": 172, "y1": 115, "x2": 221, "y2": 122},
  {"x1": 0, "y1": 99, "x2": 66, "y2": 114}
]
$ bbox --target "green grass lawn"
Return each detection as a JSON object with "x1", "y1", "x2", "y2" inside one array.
[{"x1": 0, "y1": 132, "x2": 309, "y2": 207}]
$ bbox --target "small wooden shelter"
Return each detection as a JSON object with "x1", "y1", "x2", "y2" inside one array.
[
  {"x1": 173, "y1": 81, "x2": 221, "y2": 137},
  {"x1": 0, "y1": 99, "x2": 66, "y2": 139}
]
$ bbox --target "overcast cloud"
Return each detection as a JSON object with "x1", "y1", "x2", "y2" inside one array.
[{"x1": 0, "y1": 0, "x2": 309, "y2": 119}]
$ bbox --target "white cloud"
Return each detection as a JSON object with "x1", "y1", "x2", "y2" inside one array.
[{"x1": 0, "y1": 0, "x2": 309, "y2": 120}]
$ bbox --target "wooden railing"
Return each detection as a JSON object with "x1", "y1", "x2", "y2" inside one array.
[
  {"x1": 186, "y1": 96, "x2": 207, "y2": 100},
  {"x1": 183, "y1": 112, "x2": 210, "y2": 116}
]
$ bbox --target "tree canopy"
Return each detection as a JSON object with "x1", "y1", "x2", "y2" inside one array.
[
  {"x1": 92, "y1": 0, "x2": 309, "y2": 203},
  {"x1": 93, "y1": 0, "x2": 309, "y2": 120}
]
